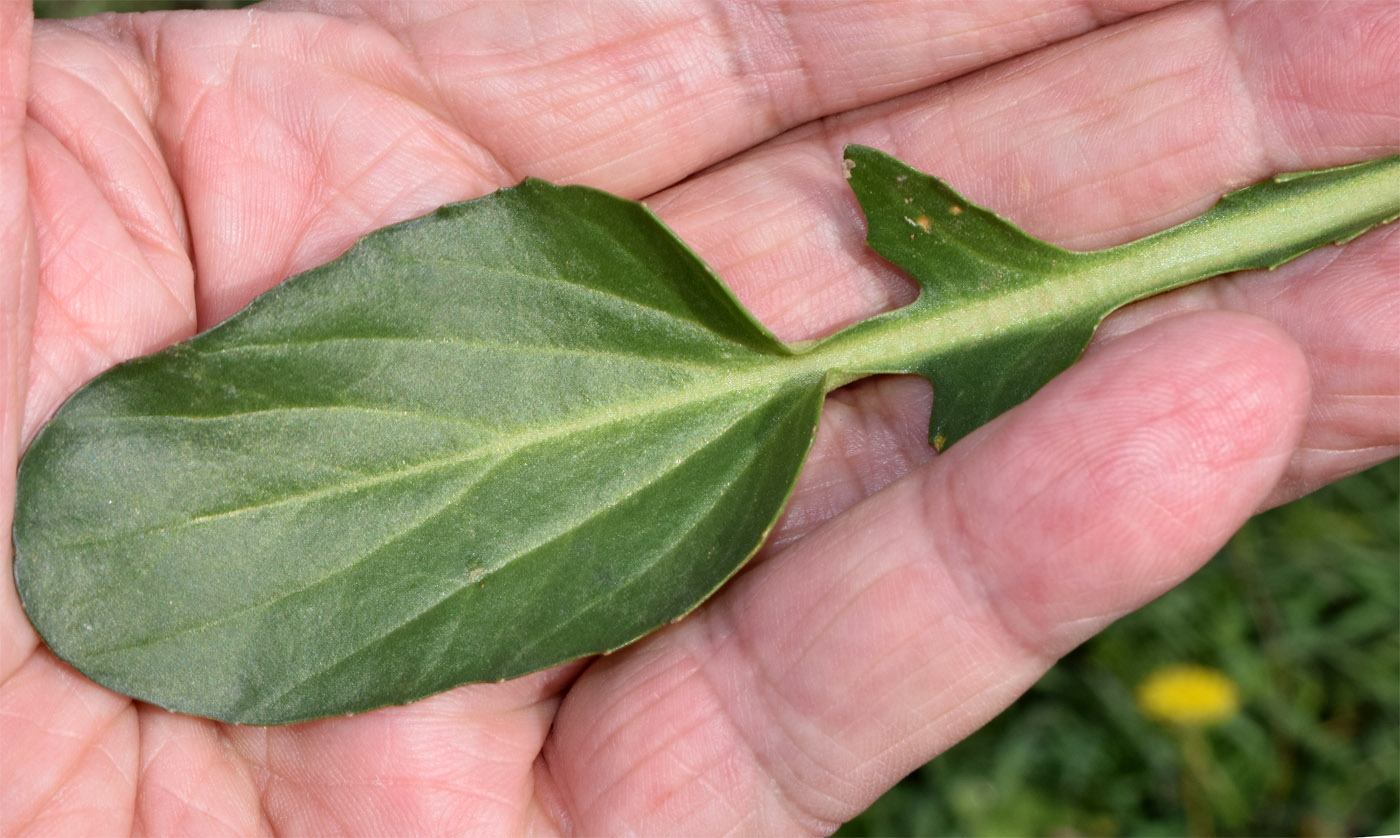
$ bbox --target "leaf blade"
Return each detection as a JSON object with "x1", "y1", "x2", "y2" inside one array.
[
  {"x1": 835, "y1": 145, "x2": 1100, "y2": 448},
  {"x1": 15, "y1": 179, "x2": 823, "y2": 724}
]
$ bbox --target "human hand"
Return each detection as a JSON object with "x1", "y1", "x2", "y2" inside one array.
[{"x1": 2, "y1": 1, "x2": 1395, "y2": 833}]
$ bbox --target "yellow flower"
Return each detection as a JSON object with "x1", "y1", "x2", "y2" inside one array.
[{"x1": 1136, "y1": 664, "x2": 1240, "y2": 726}]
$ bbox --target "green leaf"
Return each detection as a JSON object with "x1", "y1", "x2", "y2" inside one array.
[
  {"x1": 835, "y1": 146, "x2": 1400, "y2": 447},
  {"x1": 14, "y1": 148, "x2": 1400, "y2": 724},
  {"x1": 15, "y1": 181, "x2": 829, "y2": 724}
]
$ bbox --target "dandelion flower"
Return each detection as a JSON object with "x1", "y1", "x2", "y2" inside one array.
[{"x1": 1136, "y1": 664, "x2": 1240, "y2": 726}]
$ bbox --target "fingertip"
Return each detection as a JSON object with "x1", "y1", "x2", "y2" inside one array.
[
  {"x1": 1075, "y1": 309, "x2": 1309, "y2": 490},
  {"x1": 936, "y1": 309, "x2": 1311, "y2": 653}
]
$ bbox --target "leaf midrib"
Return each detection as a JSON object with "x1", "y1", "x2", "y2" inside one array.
[{"x1": 53, "y1": 354, "x2": 806, "y2": 550}]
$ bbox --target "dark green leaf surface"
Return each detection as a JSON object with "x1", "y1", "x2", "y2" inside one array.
[
  {"x1": 14, "y1": 147, "x2": 1400, "y2": 724},
  {"x1": 835, "y1": 146, "x2": 1096, "y2": 447},
  {"x1": 14, "y1": 181, "x2": 828, "y2": 723}
]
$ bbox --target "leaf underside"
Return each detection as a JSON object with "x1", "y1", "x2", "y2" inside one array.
[
  {"x1": 14, "y1": 146, "x2": 1399, "y2": 724},
  {"x1": 842, "y1": 145, "x2": 1098, "y2": 447},
  {"x1": 15, "y1": 181, "x2": 826, "y2": 723}
]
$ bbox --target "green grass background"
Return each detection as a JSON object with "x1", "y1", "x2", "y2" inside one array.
[{"x1": 31, "y1": 2, "x2": 1400, "y2": 834}]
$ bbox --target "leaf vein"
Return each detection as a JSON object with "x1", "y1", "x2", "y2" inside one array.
[{"x1": 254, "y1": 386, "x2": 805, "y2": 710}]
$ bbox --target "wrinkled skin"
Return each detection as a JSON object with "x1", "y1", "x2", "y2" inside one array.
[{"x1": 1, "y1": 1, "x2": 1396, "y2": 834}]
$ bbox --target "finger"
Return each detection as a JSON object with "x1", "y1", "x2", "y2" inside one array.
[
  {"x1": 269, "y1": 0, "x2": 1177, "y2": 193},
  {"x1": 212, "y1": 663, "x2": 581, "y2": 835},
  {"x1": 18, "y1": 20, "x2": 198, "y2": 444},
  {"x1": 130, "y1": 710, "x2": 267, "y2": 835},
  {"x1": 1233, "y1": 227, "x2": 1399, "y2": 503},
  {"x1": 0, "y1": 655, "x2": 136, "y2": 835},
  {"x1": 0, "y1": 0, "x2": 39, "y2": 682},
  {"x1": 762, "y1": 374, "x2": 934, "y2": 553},
  {"x1": 1227, "y1": 0, "x2": 1400, "y2": 169},
  {"x1": 544, "y1": 310, "x2": 1310, "y2": 834},
  {"x1": 1097, "y1": 223, "x2": 1400, "y2": 506},
  {"x1": 113, "y1": 0, "x2": 1175, "y2": 322},
  {"x1": 129, "y1": 662, "x2": 581, "y2": 835},
  {"x1": 1, "y1": 18, "x2": 141, "y2": 835}
]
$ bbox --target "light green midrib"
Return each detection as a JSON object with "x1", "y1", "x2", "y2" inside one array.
[
  {"x1": 37, "y1": 349, "x2": 828, "y2": 648},
  {"x1": 50, "y1": 356, "x2": 814, "y2": 551},
  {"x1": 803, "y1": 154, "x2": 1400, "y2": 378},
  {"x1": 1097, "y1": 154, "x2": 1400, "y2": 299}
]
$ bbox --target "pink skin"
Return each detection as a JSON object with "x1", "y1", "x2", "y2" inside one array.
[{"x1": 1, "y1": 1, "x2": 1395, "y2": 834}]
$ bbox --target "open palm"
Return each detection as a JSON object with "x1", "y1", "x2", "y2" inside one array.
[{"x1": 2, "y1": 1, "x2": 1395, "y2": 833}]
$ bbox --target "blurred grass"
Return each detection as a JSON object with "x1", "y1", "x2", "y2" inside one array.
[
  {"x1": 840, "y1": 460, "x2": 1399, "y2": 837},
  {"x1": 30, "y1": 2, "x2": 1400, "y2": 834}
]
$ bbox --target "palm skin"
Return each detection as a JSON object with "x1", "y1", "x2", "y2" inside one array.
[{"x1": 1, "y1": 0, "x2": 1395, "y2": 833}]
